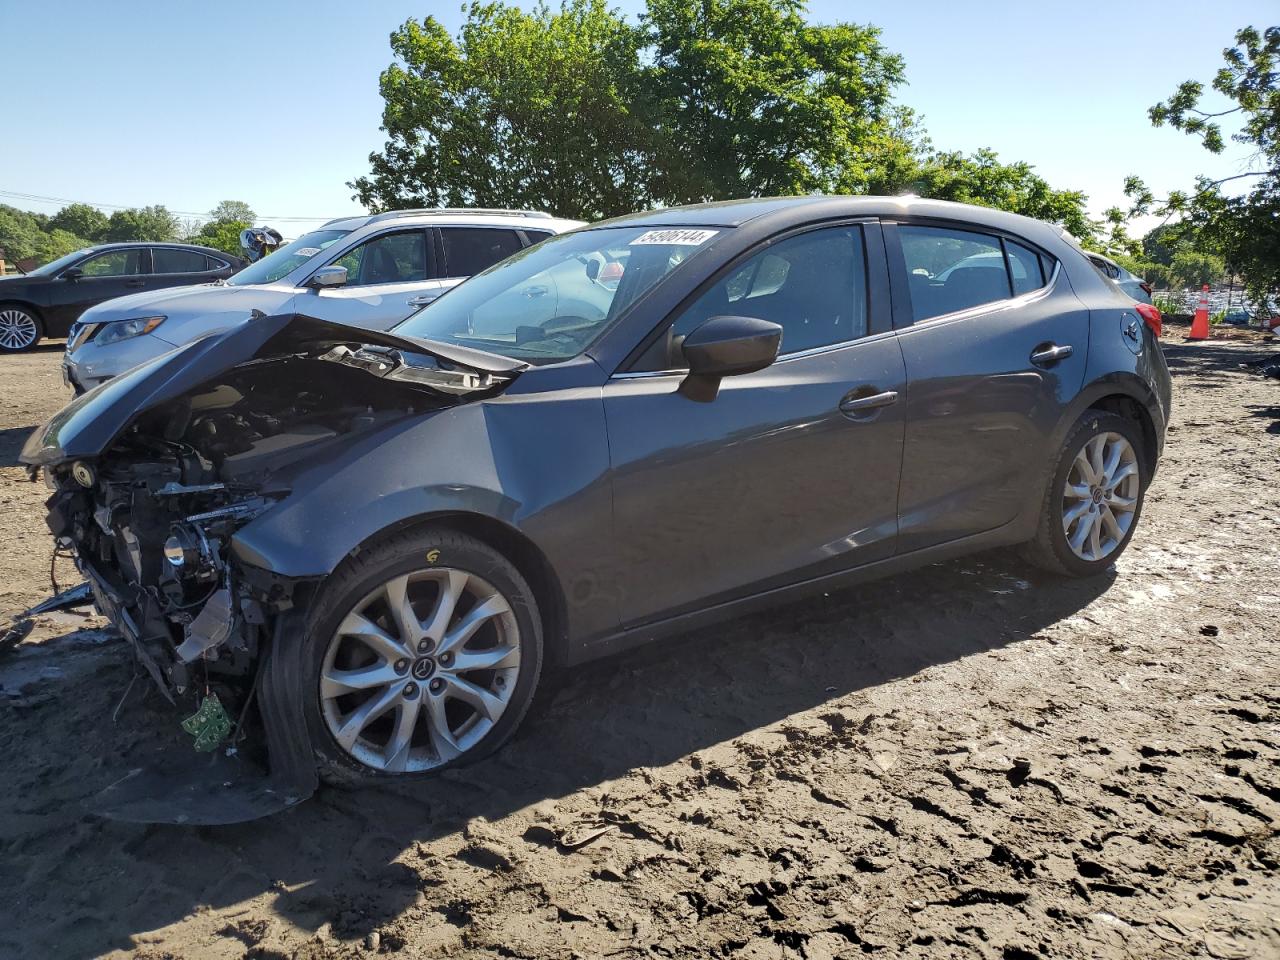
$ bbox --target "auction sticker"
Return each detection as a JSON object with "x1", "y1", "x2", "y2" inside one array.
[
  {"x1": 629, "y1": 229, "x2": 719, "y2": 246},
  {"x1": 294, "y1": 247, "x2": 321, "y2": 257}
]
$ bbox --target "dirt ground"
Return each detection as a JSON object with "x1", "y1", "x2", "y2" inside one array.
[{"x1": 1, "y1": 329, "x2": 1278, "y2": 960}]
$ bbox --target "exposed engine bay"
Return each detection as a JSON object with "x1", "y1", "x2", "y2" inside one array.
[{"x1": 42, "y1": 355, "x2": 457, "y2": 702}]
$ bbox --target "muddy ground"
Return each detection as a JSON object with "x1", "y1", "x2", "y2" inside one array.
[{"x1": 1, "y1": 329, "x2": 1278, "y2": 960}]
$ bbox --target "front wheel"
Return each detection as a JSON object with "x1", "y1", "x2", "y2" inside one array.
[
  {"x1": 0, "y1": 305, "x2": 43, "y2": 352},
  {"x1": 300, "y1": 528, "x2": 543, "y2": 785},
  {"x1": 1023, "y1": 411, "x2": 1147, "y2": 577}
]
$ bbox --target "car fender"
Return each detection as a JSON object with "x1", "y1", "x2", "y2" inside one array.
[{"x1": 229, "y1": 383, "x2": 617, "y2": 639}]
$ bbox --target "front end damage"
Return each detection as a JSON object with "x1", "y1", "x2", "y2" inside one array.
[{"x1": 21, "y1": 314, "x2": 521, "y2": 822}]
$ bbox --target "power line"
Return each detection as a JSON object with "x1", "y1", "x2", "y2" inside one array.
[{"x1": 0, "y1": 188, "x2": 346, "y2": 223}]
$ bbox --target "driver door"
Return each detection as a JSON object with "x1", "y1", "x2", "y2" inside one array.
[
  {"x1": 45, "y1": 247, "x2": 152, "y2": 331},
  {"x1": 304, "y1": 229, "x2": 444, "y2": 331},
  {"x1": 602, "y1": 224, "x2": 907, "y2": 628}
]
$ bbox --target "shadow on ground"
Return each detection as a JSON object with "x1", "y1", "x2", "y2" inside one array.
[{"x1": 0, "y1": 549, "x2": 1111, "y2": 957}]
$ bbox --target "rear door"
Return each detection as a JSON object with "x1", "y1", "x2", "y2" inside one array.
[
  {"x1": 303, "y1": 228, "x2": 443, "y2": 331},
  {"x1": 602, "y1": 222, "x2": 907, "y2": 627},
  {"x1": 45, "y1": 247, "x2": 152, "y2": 331},
  {"x1": 150, "y1": 247, "x2": 230, "y2": 291},
  {"x1": 885, "y1": 221, "x2": 1089, "y2": 552}
]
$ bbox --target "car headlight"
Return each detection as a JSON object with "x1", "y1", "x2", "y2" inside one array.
[{"x1": 95, "y1": 316, "x2": 165, "y2": 346}]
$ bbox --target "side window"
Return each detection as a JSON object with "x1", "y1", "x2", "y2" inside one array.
[
  {"x1": 440, "y1": 228, "x2": 523, "y2": 277},
  {"x1": 206, "y1": 255, "x2": 230, "y2": 272},
  {"x1": 77, "y1": 249, "x2": 147, "y2": 277},
  {"x1": 333, "y1": 230, "x2": 428, "y2": 286},
  {"x1": 634, "y1": 226, "x2": 868, "y2": 371},
  {"x1": 899, "y1": 226, "x2": 1012, "y2": 322},
  {"x1": 523, "y1": 230, "x2": 554, "y2": 245},
  {"x1": 153, "y1": 248, "x2": 211, "y2": 274},
  {"x1": 1005, "y1": 240, "x2": 1046, "y2": 296}
]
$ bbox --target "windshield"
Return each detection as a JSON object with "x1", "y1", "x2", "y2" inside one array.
[
  {"x1": 227, "y1": 229, "x2": 350, "y2": 286},
  {"x1": 28, "y1": 248, "x2": 96, "y2": 277},
  {"x1": 395, "y1": 225, "x2": 723, "y2": 363}
]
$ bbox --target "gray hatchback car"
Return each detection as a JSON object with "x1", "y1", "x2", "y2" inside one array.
[
  {"x1": 63, "y1": 209, "x2": 583, "y2": 391},
  {"x1": 24, "y1": 196, "x2": 1171, "y2": 810}
]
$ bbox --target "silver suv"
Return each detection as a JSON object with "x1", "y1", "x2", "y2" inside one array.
[{"x1": 64, "y1": 209, "x2": 584, "y2": 391}]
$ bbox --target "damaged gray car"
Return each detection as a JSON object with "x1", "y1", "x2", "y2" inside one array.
[{"x1": 20, "y1": 198, "x2": 1170, "y2": 821}]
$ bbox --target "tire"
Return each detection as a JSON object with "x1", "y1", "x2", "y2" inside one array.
[
  {"x1": 0, "y1": 304, "x2": 43, "y2": 352},
  {"x1": 1022, "y1": 410, "x2": 1148, "y2": 577},
  {"x1": 300, "y1": 527, "x2": 543, "y2": 786}
]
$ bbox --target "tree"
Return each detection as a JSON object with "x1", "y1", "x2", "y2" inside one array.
[
  {"x1": 48, "y1": 203, "x2": 107, "y2": 242},
  {"x1": 898, "y1": 148, "x2": 1093, "y2": 241},
  {"x1": 193, "y1": 219, "x2": 251, "y2": 256},
  {"x1": 1125, "y1": 26, "x2": 1280, "y2": 307},
  {"x1": 639, "y1": 0, "x2": 905, "y2": 202},
  {"x1": 352, "y1": 0, "x2": 653, "y2": 220},
  {"x1": 208, "y1": 200, "x2": 255, "y2": 224},
  {"x1": 1141, "y1": 223, "x2": 1182, "y2": 266},
  {"x1": 0, "y1": 204, "x2": 45, "y2": 261},
  {"x1": 37, "y1": 228, "x2": 89, "y2": 262},
  {"x1": 103, "y1": 205, "x2": 180, "y2": 242},
  {"x1": 1168, "y1": 248, "x2": 1226, "y2": 288}
]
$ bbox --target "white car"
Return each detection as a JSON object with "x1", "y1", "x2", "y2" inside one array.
[{"x1": 64, "y1": 209, "x2": 584, "y2": 391}]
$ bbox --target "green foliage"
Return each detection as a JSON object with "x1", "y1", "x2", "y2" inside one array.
[
  {"x1": 353, "y1": 0, "x2": 1094, "y2": 242},
  {"x1": 352, "y1": 0, "x2": 652, "y2": 220},
  {"x1": 1153, "y1": 293, "x2": 1182, "y2": 314},
  {"x1": 208, "y1": 200, "x2": 255, "y2": 224},
  {"x1": 899, "y1": 148, "x2": 1093, "y2": 241},
  {"x1": 38, "y1": 229, "x2": 89, "y2": 262},
  {"x1": 103, "y1": 205, "x2": 180, "y2": 243},
  {"x1": 47, "y1": 203, "x2": 108, "y2": 242},
  {"x1": 1169, "y1": 248, "x2": 1226, "y2": 288},
  {"x1": 1126, "y1": 26, "x2": 1280, "y2": 306},
  {"x1": 0, "y1": 204, "x2": 46, "y2": 261},
  {"x1": 638, "y1": 0, "x2": 905, "y2": 201},
  {"x1": 1141, "y1": 223, "x2": 1181, "y2": 266},
  {"x1": 192, "y1": 219, "x2": 251, "y2": 256}
]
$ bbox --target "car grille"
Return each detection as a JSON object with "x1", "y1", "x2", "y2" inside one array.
[{"x1": 66, "y1": 322, "x2": 101, "y2": 353}]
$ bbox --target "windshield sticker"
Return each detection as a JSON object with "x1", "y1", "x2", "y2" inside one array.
[
  {"x1": 294, "y1": 247, "x2": 321, "y2": 258},
  {"x1": 629, "y1": 229, "x2": 719, "y2": 246}
]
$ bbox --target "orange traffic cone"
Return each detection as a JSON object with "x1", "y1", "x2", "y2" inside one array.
[{"x1": 1189, "y1": 285, "x2": 1210, "y2": 340}]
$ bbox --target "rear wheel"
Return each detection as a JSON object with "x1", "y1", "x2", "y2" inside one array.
[
  {"x1": 1023, "y1": 411, "x2": 1147, "y2": 577},
  {"x1": 0, "y1": 305, "x2": 43, "y2": 352},
  {"x1": 301, "y1": 528, "x2": 543, "y2": 785}
]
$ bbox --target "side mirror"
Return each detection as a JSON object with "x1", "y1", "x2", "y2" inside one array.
[
  {"x1": 305, "y1": 265, "x2": 348, "y2": 290},
  {"x1": 61, "y1": 267, "x2": 83, "y2": 281},
  {"x1": 584, "y1": 259, "x2": 600, "y2": 281},
  {"x1": 679, "y1": 315, "x2": 781, "y2": 401}
]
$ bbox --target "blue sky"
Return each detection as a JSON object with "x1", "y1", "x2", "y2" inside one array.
[{"x1": 1, "y1": 1, "x2": 1272, "y2": 235}]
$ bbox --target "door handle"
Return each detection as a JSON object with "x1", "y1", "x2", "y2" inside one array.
[
  {"x1": 125, "y1": 279, "x2": 146, "y2": 287},
  {"x1": 406, "y1": 295, "x2": 437, "y2": 307},
  {"x1": 839, "y1": 389, "x2": 898, "y2": 418},
  {"x1": 1030, "y1": 343, "x2": 1073, "y2": 366},
  {"x1": 522, "y1": 285, "x2": 549, "y2": 298}
]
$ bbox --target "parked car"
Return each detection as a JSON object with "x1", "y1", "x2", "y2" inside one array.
[
  {"x1": 1086, "y1": 252, "x2": 1152, "y2": 304},
  {"x1": 0, "y1": 243, "x2": 244, "y2": 352},
  {"x1": 22, "y1": 197, "x2": 1171, "y2": 801},
  {"x1": 62, "y1": 209, "x2": 583, "y2": 391}
]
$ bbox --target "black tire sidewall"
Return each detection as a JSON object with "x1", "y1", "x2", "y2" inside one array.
[
  {"x1": 299, "y1": 529, "x2": 543, "y2": 785},
  {"x1": 1044, "y1": 412, "x2": 1148, "y2": 577},
  {"x1": 0, "y1": 304, "x2": 43, "y2": 352}
]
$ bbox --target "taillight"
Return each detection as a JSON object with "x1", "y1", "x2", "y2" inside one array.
[
  {"x1": 1139, "y1": 281, "x2": 1153, "y2": 297},
  {"x1": 1135, "y1": 302, "x2": 1162, "y2": 338}
]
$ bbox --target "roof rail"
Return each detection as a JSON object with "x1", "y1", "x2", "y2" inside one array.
[{"x1": 324, "y1": 207, "x2": 555, "y2": 227}]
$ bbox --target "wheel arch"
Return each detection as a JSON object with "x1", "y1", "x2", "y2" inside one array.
[
  {"x1": 0, "y1": 298, "x2": 45, "y2": 320},
  {"x1": 1015, "y1": 374, "x2": 1165, "y2": 538},
  {"x1": 337, "y1": 511, "x2": 571, "y2": 672}
]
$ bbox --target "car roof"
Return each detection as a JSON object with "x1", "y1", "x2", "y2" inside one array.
[{"x1": 589, "y1": 196, "x2": 1073, "y2": 243}]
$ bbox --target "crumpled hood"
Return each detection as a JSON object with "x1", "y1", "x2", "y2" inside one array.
[
  {"x1": 22, "y1": 313, "x2": 526, "y2": 466},
  {"x1": 77, "y1": 283, "x2": 297, "y2": 327}
]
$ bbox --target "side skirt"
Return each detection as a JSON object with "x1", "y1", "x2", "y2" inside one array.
[{"x1": 570, "y1": 522, "x2": 1025, "y2": 666}]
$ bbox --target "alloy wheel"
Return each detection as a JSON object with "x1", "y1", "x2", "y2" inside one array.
[
  {"x1": 1061, "y1": 431, "x2": 1140, "y2": 562},
  {"x1": 319, "y1": 567, "x2": 522, "y2": 773},
  {"x1": 0, "y1": 308, "x2": 38, "y2": 350}
]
